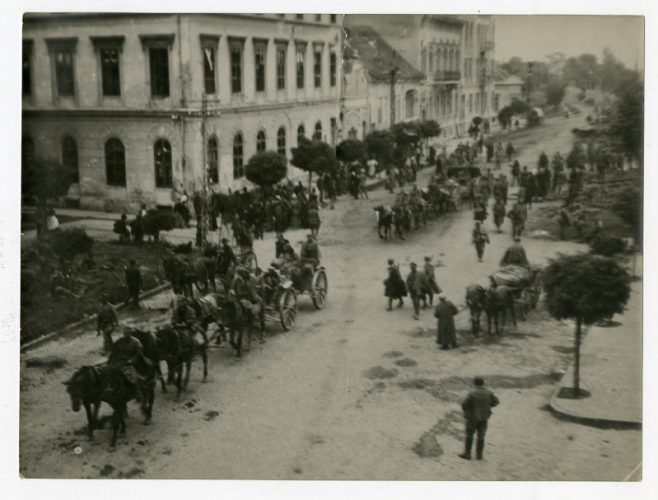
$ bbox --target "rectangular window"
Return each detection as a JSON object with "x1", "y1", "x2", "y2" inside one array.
[
  {"x1": 276, "y1": 45, "x2": 286, "y2": 90},
  {"x1": 313, "y1": 48, "x2": 322, "y2": 88},
  {"x1": 100, "y1": 48, "x2": 121, "y2": 96},
  {"x1": 255, "y1": 45, "x2": 266, "y2": 92},
  {"x1": 296, "y1": 46, "x2": 305, "y2": 89},
  {"x1": 149, "y1": 47, "x2": 170, "y2": 97},
  {"x1": 55, "y1": 48, "x2": 75, "y2": 96},
  {"x1": 296, "y1": 14, "x2": 304, "y2": 20},
  {"x1": 22, "y1": 43, "x2": 32, "y2": 96},
  {"x1": 330, "y1": 14, "x2": 337, "y2": 23},
  {"x1": 330, "y1": 52, "x2": 337, "y2": 87},
  {"x1": 231, "y1": 46, "x2": 243, "y2": 93},
  {"x1": 315, "y1": 14, "x2": 322, "y2": 22},
  {"x1": 203, "y1": 46, "x2": 216, "y2": 94}
]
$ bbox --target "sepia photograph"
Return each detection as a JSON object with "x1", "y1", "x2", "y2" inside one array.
[{"x1": 7, "y1": 0, "x2": 651, "y2": 492}]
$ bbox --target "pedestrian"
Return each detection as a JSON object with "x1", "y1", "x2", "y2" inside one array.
[
  {"x1": 511, "y1": 161, "x2": 521, "y2": 187},
  {"x1": 422, "y1": 256, "x2": 441, "y2": 306},
  {"x1": 458, "y1": 376, "x2": 500, "y2": 460},
  {"x1": 384, "y1": 259, "x2": 407, "y2": 311},
  {"x1": 405, "y1": 262, "x2": 424, "y2": 320},
  {"x1": 507, "y1": 202, "x2": 527, "y2": 239},
  {"x1": 97, "y1": 296, "x2": 119, "y2": 353},
  {"x1": 434, "y1": 293, "x2": 459, "y2": 349},
  {"x1": 359, "y1": 169, "x2": 369, "y2": 200},
  {"x1": 473, "y1": 196, "x2": 488, "y2": 223},
  {"x1": 505, "y1": 142, "x2": 515, "y2": 162},
  {"x1": 500, "y1": 237, "x2": 530, "y2": 267},
  {"x1": 492, "y1": 199, "x2": 506, "y2": 233},
  {"x1": 472, "y1": 221, "x2": 490, "y2": 262},
  {"x1": 307, "y1": 201, "x2": 321, "y2": 238},
  {"x1": 558, "y1": 206, "x2": 571, "y2": 240},
  {"x1": 124, "y1": 259, "x2": 142, "y2": 309}
]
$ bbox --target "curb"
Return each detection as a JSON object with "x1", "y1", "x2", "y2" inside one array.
[{"x1": 20, "y1": 282, "x2": 172, "y2": 353}]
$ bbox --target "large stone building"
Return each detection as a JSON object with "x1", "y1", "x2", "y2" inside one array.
[
  {"x1": 343, "y1": 14, "x2": 496, "y2": 140},
  {"x1": 493, "y1": 65, "x2": 524, "y2": 113},
  {"x1": 341, "y1": 26, "x2": 425, "y2": 140},
  {"x1": 22, "y1": 13, "x2": 342, "y2": 211}
]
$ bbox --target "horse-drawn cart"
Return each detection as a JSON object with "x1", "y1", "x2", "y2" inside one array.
[
  {"x1": 277, "y1": 260, "x2": 328, "y2": 310},
  {"x1": 255, "y1": 267, "x2": 298, "y2": 331},
  {"x1": 491, "y1": 264, "x2": 543, "y2": 314}
]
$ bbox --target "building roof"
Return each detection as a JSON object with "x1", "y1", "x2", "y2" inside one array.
[
  {"x1": 494, "y1": 65, "x2": 524, "y2": 85},
  {"x1": 343, "y1": 26, "x2": 425, "y2": 83}
]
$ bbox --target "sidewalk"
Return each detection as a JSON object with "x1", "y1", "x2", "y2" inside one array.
[{"x1": 549, "y1": 256, "x2": 643, "y2": 427}]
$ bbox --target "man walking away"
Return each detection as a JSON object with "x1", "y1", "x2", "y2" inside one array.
[
  {"x1": 125, "y1": 259, "x2": 142, "y2": 309},
  {"x1": 434, "y1": 293, "x2": 459, "y2": 349},
  {"x1": 384, "y1": 259, "x2": 407, "y2": 310},
  {"x1": 459, "y1": 377, "x2": 499, "y2": 460},
  {"x1": 406, "y1": 263, "x2": 423, "y2": 320},
  {"x1": 472, "y1": 221, "x2": 490, "y2": 262}
]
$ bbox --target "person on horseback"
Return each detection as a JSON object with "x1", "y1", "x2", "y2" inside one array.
[
  {"x1": 97, "y1": 296, "x2": 119, "y2": 354},
  {"x1": 233, "y1": 267, "x2": 265, "y2": 344},
  {"x1": 108, "y1": 327, "x2": 149, "y2": 401},
  {"x1": 171, "y1": 295, "x2": 208, "y2": 345}
]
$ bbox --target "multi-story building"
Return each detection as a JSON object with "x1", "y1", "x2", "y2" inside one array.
[
  {"x1": 493, "y1": 65, "x2": 524, "y2": 114},
  {"x1": 341, "y1": 26, "x2": 424, "y2": 140},
  {"x1": 22, "y1": 13, "x2": 342, "y2": 211},
  {"x1": 343, "y1": 14, "x2": 496, "y2": 140}
]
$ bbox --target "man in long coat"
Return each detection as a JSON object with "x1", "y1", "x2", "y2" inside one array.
[
  {"x1": 384, "y1": 259, "x2": 407, "y2": 310},
  {"x1": 406, "y1": 263, "x2": 424, "y2": 320},
  {"x1": 434, "y1": 293, "x2": 459, "y2": 349}
]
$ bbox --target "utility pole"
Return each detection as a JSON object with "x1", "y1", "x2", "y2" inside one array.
[{"x1": 390, "y1": 67, "x2": 398, "y2": 126}]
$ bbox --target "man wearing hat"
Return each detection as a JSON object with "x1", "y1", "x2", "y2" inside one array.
[
  {"x1": 217, "y1": 238, "x2": 237, "y2": 281},
  {"x1": 434, "y1": 293, "x2": 459, "y2": 349},
  {"x1": 459, "y1": 376, "x2": 499, "y2": 460},
  {"x1": 96, "y1": 296, "x2": 118, "y2": 353},
  {"x1": 472, "y1": 221, "x2": 490, "y2": 262},
  {"x1": 406, "y1": 262, "x2": 424, "y2": 320},
  {"x1": 500, "y1": 237, "x2": 530, "y2": 267},
  {"x1": 384, "y1": 258, "x2": 407, "y2": 310},
  {"x1": 422, "y1": 256, "x2": 441, "y2": 307}
]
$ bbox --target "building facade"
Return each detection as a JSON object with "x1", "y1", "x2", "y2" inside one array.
[
  {"x1": 493, "y1": 66, "x2": 524, "y2": 113},
  {"x1": 343, "y1": 14, "x2": 496, "y2": 141},
  {"x1": 341, "y1": 26, "x2": 424, "y2": 140},
  {"x1": 22, "y1": 13, "x2": 342, "y2": 211}
]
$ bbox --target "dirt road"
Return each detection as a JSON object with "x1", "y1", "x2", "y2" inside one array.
[{"x1": 19, "y1": 113, "x2": 640, "y2": 479}]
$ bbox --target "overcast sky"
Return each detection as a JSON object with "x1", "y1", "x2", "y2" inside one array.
[{"x1": 494, "y1": 16, "x2": 644, "y2": 69}]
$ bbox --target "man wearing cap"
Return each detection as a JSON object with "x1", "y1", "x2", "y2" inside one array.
[
  {"x1": 459, "y1": 376, "x2": 500, "y2": 460},
  {"x1": 472, "y1": 221, "x2": 490, "y2": 262},
  {"x1": 384, "y1": 258, "x2": 407, "y2": 310},
  {"x1": 500, "y1": 237, "x2": 530, "y2": 267},
  {"x1": 422, "y1": 256, "x2": 441, "y2": 307},
  {"x1": 300, "y1": 233, "x2": 321, "y2": 269},
  {"x1": 217, "y1": 238, "x2": 237, "y2": 281},
  {"x1": 406, "y1": 263, "x2": 424, "y2": 320},
  {"x1": 434, "y1": 294, "x2": 459, "y2": 349}
]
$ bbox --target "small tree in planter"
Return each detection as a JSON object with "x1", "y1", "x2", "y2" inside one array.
[
  {"x1": 290, "y1": 137, "x2": 337, "y2": 188},
  {"x1": 22, "y1": 158, "x2": 74, "y2": 241},
  {"x1": 365, "y1": 130, "x2": 396, "y2": 172},
  {"x1": 336, "y1": 139, "x2": 367, "y2": 165},
  {"x1": 245, "y1": 151, "x2": 288, "y2": 194},
  {"x1": 542, "y1": 253, "x2": 631, "y2": 397}
]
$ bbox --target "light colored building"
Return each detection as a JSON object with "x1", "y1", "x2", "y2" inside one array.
[
  {"x1": 22, "y1": 13, "x2": 342, "y2": 211},
  {"x1": 341, "y1": 26, "x2": 425, "y2": 140},
  {"x1": 343, "y1": 14, "x2": 496, "y2": 141},
  {"x1": 494, "y1": 65, "x2": 524, "y2": 112}
]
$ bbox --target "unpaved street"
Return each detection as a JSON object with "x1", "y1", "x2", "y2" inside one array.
[{"x1": 19, "y1": 114, "x2": 641, "y2": 480}]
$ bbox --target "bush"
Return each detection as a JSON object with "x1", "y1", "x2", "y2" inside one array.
[
  {"x1": 143, "y1": 209, "x2": 178, "y2": 241},
  {"x1": 46, "y1": 228, "x2": 94, "y2": 262},
  {"x1": 245, "y1": 151, "x2": 288, "y2": 187},
  {"x1": 527, "y1": 109, "x2": 541, "y2": 127},
  {"x1": 336, "y1": 139, "x2": 367, "y2": 164},
  {"x1": 612, "y1": 185, "x2": 642, "y2": 247},
  {"x1": 590, "y1": 235, "x2": 626, "y2": 256}
]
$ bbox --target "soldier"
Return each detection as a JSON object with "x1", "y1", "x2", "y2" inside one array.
[
  {"x1": 124, "y1": 259, "x2": 142, "y2": 309},
  {"x1": 472, "y1": 221, "x2": 490, "y2": 262},
  {"x1": 300, "y1": 233, "x2": 321, "y2": 269},
  {"x1": 275, "y1": 233, "x2": 289, "y2": 259},
  {"x1": 458, "y1": 377, "x2": 500, "y2": 460},
  {"x1": 492, "y1": 198, "x2": 506, "y2": 233},
  {"x1": 97, "y1": 296, "x2": 119, "y2": 354},
  {"x1": 422, "y1": 256, "x2": 441, "y2": 306},
  {"x1": 384, "y1": 258, "x2": 407, "y2": 311},
  {"x1": 500, "y1": 237, "x2": 530, "y2": 267},
  {"x1": 217, "y1": 238, "x2": 237, "y2": 281},
  {"x1": 109, "y1": 327, "x2": 149, "y2": 402},
  {"x1": 507, "y1": 202, "x2": 527, "y2": 239},
  {"x1": 406, "y1": 262, "x2": 424, "y2": 320},
  {"x1": 434, "y1": 293, "x2": 459, "y2": 349}
]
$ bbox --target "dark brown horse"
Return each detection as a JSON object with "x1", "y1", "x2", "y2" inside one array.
[
  {"x1": 163, "y1": 255, "x2": 216, "y2": 298},
  {"x1": 466, "y1": 284, "x2": 517, "y2": 335},
  {"x1": 64, "y1": 363, "x2": 155, "y2": 446},
  {"x1": 155, "y1": 324, "x2": 208, "y2": 396}
]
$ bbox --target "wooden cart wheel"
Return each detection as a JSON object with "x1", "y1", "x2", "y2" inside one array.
[
  {"x1": 278, "y1": 288, "x2": 297, "y2": 331},
  {"x1": 311, "y1": 269, "x2": 328, "y2": 309}
]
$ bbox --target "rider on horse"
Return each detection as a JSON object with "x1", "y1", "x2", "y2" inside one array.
[
  {"x1": 108, "y1": 327, "x2": 150, "y2": 401},
  {"x1": 171, "y1": 295, "x2": 209, "y2": 345}
]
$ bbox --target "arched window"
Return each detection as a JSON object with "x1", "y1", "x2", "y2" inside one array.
[
  {"x1": 405, "y1": 89, "x2": 418, "y2": 119},
  {"x1": 61, "y1": 135, "x2": 79, "y2": 183},
  {"x1": 154, "y1": 139, "x2": 173, "y2": 188},
  {"x1": 297, "y1": 124, "x2": 305, "y2": 145},
  {"x1": 314, "y1": 121, "x2": 322, "y2": 141},
  {"x1": 105, "y1": 138, "x2": 126, "y2": 186},
  {"x1": 233, "y1": 133, "x2": 244, "y2": 178},
  {"x1": 207, "y1": 136, "x2": 219, "y2": 184},
  {"x1": 256, "y1": 130, "x2": 266, "y2": 153},
  {"x1": 277, "y1": 127, "x2": 286, "y2": 156},
  {"x1": 348, "y1": 127, "x2": 357, "y2": 140},
  {"x1": 21, "y1": 135, "x2": 34, "y2": 169}
]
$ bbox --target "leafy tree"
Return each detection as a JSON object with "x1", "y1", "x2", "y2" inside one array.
[
  {"x1": 142, "y1": 209, "x2": 178, "y2": 242},
  {"x1": 612, "y1": 185, "x2": 643, "y2": 248},
  {"x1": 290, "y1": 137, "x2": 337, "y2": 187},
  {"x1": 510, "y1": 99, "x2": 531, "y2": 115},
  {"x1": 47, "y1": 228, "x2": 94, "y2": 263},
  {"x1": 419, "y1": 119, "x2": 442, "y2": 140},
  {"x1": 563, "y1": 53, "x2": 599, "y2": 90},
  {"x1": 336, "y1": 139, "x2": 367, "y2": 164},
  {"x1": 543, "y1": 253, "x2": 631, "y2": 395},
  {"x1": 365, "y1": 130, "x2": 395, "y2": 169},
  {"x1": 391, "y1": 121, "x2": 422, "y2": 162},
  {"x1": 545, "y1": 81, "x2": 567, "y2": 109},
  {"x1": 607, "y1": 79, "x2": 643, "y2": 166},
  {"x1": 22, "y1": 158, "x2": 74, "y2": 241},
  {"x1": 526, "y1": 109, "x2": 542, "y2": 128},
  {"x1": 471, "y1": 116, "x2": 483, "y2": 127},
  {"x1": 589, "y1": 235, "x2": 627, "y2": 257},
  {"x1": 497, "y1": 106, "x2": 514, "y2": 130},
  {"x1": 245, "y1": 151, "x2": 288, "y2": 188}
]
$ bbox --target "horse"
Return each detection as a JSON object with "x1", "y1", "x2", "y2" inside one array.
[
  {"x1": 64, "y1": 364, "x2": 155, "y2": 446},
  {"x1": 126, "y1": 328, "x2": 168, "y2": 393},
  {"x1": 465, "y1": 284, "x2": 487, "y2": 335},
  {"x1": 163, "y1": 255, "x2": 216, "y2": 298},
  {"x1": 155, "y1": 324, "x2": 208, "y2": 396},
  {"x1": 374, "y1": 206, "x2": 393, "y2": 240},
  {"x1": 484, "y1": 285, "x2": 517, "y2": 335}
]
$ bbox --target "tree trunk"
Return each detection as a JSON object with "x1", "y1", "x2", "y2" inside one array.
[
  {"x1": 308, "y1": 171, "x2": 313, "y2": 191},
  {"x1": 574, "y1": 317, "x2": 582, "y2": 393}
]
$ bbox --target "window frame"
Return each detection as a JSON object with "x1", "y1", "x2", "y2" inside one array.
[
  {"x1": 277, "y1": 127, "x2": 286, "y2": 156},
  {"x1": 90, "y1": 36, "x2": 125, "y2": 98},
  {"x1": 105, "y1": 137, "x2": 126, "y2": 187},
  {"x1": 233, "y1": 133, "x2": 244, "y2": 179},
  {"x1": 256, "y1": 130, "x2": 266, "y2": 153},
  {"x1": 154, "y1": 138, "x2": 173, "y2": 189},
  {"x1": 200, "y1": 34, "x2": 220, "y2": 96},
  {"x1": 295, "y1": 42, "x2": 307, "y2": 90},
  {"x1": 275, "y1": 40, "x2": 288, "y2": 91},
  {"x1": 229, "y1": 37, "x2": 246, "y2": 95},
  {"x1": 61, "y1": 135, "x2": 79, "y2": 183},
  {"x1": 297, "y1": 124, "x2": 305, "y2": 145},
  {"x1": 253, "y1": 38, "x2": 268, "y2": 93},
  {"x1": 330, "y1": 50, "x2": 337, "y2": 87},
  {"x1": 314, "y1": 121, "x2": 323, "y2": 141},
  {"x1": 313, "y1": 43, "x2": 323, "y2": 89},
  {"x1": 22, "y1": 40, "x2": 33, "y2": 97},
  {"x1": 46, "y1": 37, "x2": 78, "y2": 99},
  {"x1": 207, "y1": 135, "x2": 219, "y2": 184},
  {"x1": 139, "y1": 34, "x2": 175, "y2": 99}
]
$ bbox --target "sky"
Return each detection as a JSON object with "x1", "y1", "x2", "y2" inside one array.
[{"x1": 494, "y1": 16, "x2": 644, "y2": 69}]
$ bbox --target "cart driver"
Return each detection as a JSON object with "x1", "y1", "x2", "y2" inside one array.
[{"x1": 300, "y1": 234, "x2": 321, "y2": 270}]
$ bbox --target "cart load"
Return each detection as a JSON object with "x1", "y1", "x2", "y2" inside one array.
[{"x1": 491, "y1": 265, "x2": 531, "y2": 288}]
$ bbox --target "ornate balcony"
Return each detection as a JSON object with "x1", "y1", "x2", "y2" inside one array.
[{"x1": 431, "y1": 70, "x2": 461, "y2": 84}]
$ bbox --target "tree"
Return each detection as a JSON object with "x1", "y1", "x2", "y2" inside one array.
[
  {"x1": 47, "y1": 228, "x2": 94, "y2": 263},
  {"x1": 419, "y1": 119, "x2": 442, "y2": 140},
  {"x1": 510, "y1": 99, "x2": 530, "y2": 115},
  {"x1": 336, "y1": 139, "x2": 366, "y2": 164},
  {"x1": 526, "y1": 109, "x2": 542, "y2": 128},
  {"x1": 365, "y1": 130, "x2": 395, "y2": 169},
  {"x1": 545, "y1": 81, "x2": 566, "y2": 109},
  {"x1": 543, "y1": 254, "x2": 631, "y2": 396},
  {"x1": 497, "y1": 106, "x2": 514, "y2": 130},
  {"x1": 22, "y1": 158, "x2": 74, "y2": 241},
  {"x1": 290, "y1": 137, "x2": 337, "y2": 187},
  {"x1": 142, "y1": 209, "x2": 177, "y2": 243},
  {"x1": 612, "y1": 185, "x2": 643, "y2": 249},
  {"x1": 391, "y1": 121, "x2": 422, "y2": 158},
  {"x1": 245, "y1": 151, "x2": 288, "y2": 189},
  {"x1": 607, "y1": 79, "x2": 643, "y2": 166}
]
